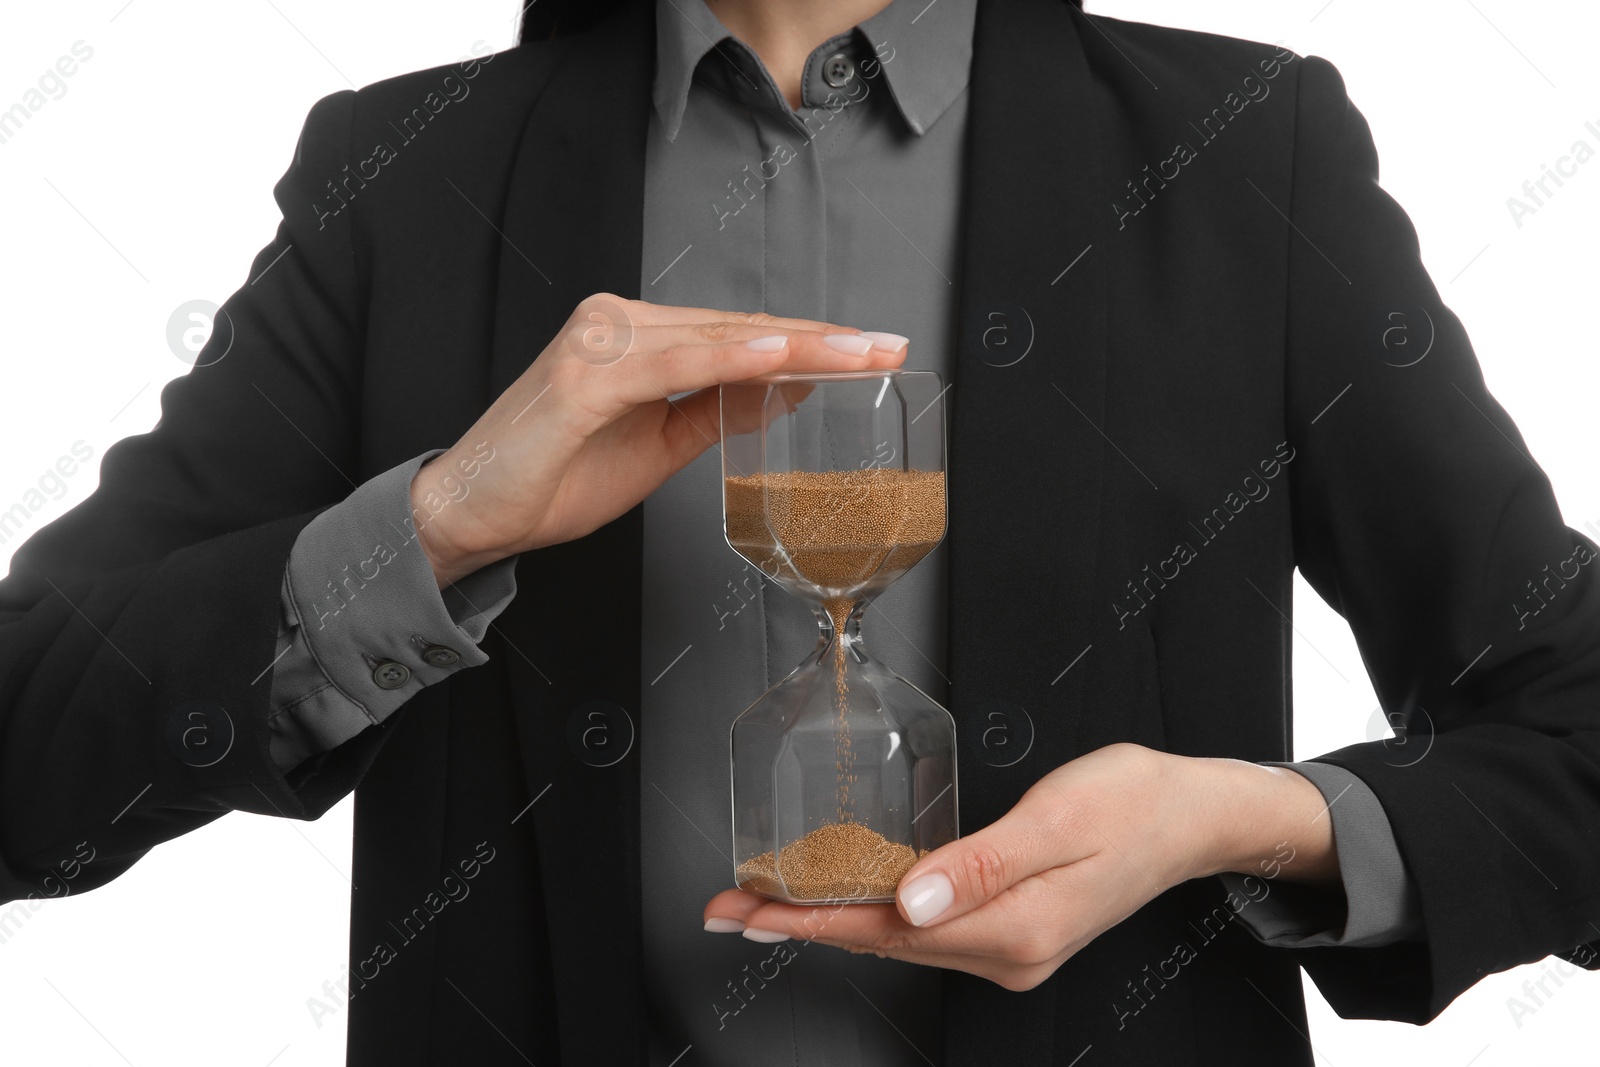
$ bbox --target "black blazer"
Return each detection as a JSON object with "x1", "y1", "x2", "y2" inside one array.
[{"x1": 4, "y1": 1, "x2": 1598, "y2": 1063}]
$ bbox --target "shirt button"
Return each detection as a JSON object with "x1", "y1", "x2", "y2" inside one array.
[
  {"x1": 421, "y1": 645, "x2": 461, "y2": 668},
  {"x1": 372, "y1": 661, "x2": 411, "y2": 689},
  {"x1": 822, "y1": 52, "x2": 855, "y2": 88}
]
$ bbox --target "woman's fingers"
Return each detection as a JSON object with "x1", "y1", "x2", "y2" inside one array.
[
  {"x1": 587, "y1": 329, "x2": 906, "y2": 412},
  {"x1": 658, "y1": 387, "x2": 724, "y2": 466},
  {"x1": 420, "y1": 293, "x2": 911, "y2": 573},
  {"x1": 619, "y1": 297, "x2": 844, "y2": 335},
  {"x1": 699, "y1": 859, "x2": 1101, "y2": 995}
]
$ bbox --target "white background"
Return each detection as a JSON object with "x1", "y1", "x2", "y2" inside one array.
[{"x1": 1, "y1": 1, "x2": 1596, "y2": 1064}]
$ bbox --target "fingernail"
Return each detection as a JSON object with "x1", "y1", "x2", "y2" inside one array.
[
  {"x1": 823, "y1": 333, "x2": 875, "y2": 357},
  {"x1": 860, "y1": 331, "x2": 910, "y2": 352},
  {"x1": 742, "y1": 928, "x2": 792, "y2": 943},
  {"x1": 704, "y1": 917, "x2": 745, "y2": 934},
  {"x1": 899, "y1": 872, "x2": 954, "y2": 927},
  {"x1": 747, "y1": 335, "x2": 789, "y2": 351}
]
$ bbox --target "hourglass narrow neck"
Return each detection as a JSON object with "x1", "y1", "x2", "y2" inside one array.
[{"x1": 814, "y1": 599, "x2": 869, "y2": 657}]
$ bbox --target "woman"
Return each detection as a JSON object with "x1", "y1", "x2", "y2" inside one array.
[{"x1": 3, "y1": 0, "x2": 1598, "y2": 1064}]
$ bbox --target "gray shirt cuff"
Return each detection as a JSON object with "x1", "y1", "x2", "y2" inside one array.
[
  {"x1": 266, "y1": 449, "x2": 519, "y2": 772},
  {"x1": 1218, "y1": 761, "x2": 1423, "y2": 948}
]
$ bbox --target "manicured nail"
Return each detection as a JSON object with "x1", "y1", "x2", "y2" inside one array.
[
  {"x1": 704, "y1": 917, "x2": 745, "y2": 934},
  {"x1": 742, "y1": 928, "x2": 792, "y2": 943},
  {"x1": 899, "y1": 872, "x2": 954, "y2": 927},
  {"x1": 860, "y1": 331, "x2": 910, "y2": 352},
  {"x1": 823, "y1": 333, "x2": 875, "y2": 357},
  {"x1": 746, "y1": 335, "x2": 789, "y2": 351}
]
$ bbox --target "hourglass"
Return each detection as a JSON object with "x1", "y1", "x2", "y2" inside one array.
[{"x1": 720, "y1": 370, "x2": 958, "y2": 905}]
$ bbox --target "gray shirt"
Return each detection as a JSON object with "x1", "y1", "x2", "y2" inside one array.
[
  {"x1": 265, "y1": 1, "x2": 1420, "y2": 1062},
  {"x1": 637, "y1": 1, "x2": 968, "y2": 1061}
]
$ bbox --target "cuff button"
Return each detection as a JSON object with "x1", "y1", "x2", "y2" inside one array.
[
  {"x1": 373, "y1": 661, "x2": 411, "y2": 689},
  {"x1": 422, "y1": 645, "x2": 461, "y2": 667}
]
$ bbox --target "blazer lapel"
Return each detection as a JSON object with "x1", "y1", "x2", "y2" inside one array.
[
  {"x1": 943, "y1": 0, "x2": 1111, "y2": 1060},
  {"x1": 487, "y1": 0, "x2": 654, "y2": 402},
  {"x1": 949, "y1": 0, "x2": 1111, "y2": 835},
  {"x1": 488, "y1": 1, "x2": 655, "y2": 1061}
]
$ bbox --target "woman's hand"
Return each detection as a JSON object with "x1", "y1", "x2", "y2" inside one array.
[
  {"x1": 410, "y1": 294, "x2": 909, "y2": 586},
  {"x1": 702, "y1": 743, "x2": 1341, "y2": 992}
]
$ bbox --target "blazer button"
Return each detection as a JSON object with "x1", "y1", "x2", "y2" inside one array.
[
  {"x1": 421, "y1": 645, "x2": 460, "y2": 667},
  {"x1": 822, "y1": 52, "x2": 855, "y2": 88},
  {"x1": 372, "y1": 661, "x2": 411, "y2": 689}
]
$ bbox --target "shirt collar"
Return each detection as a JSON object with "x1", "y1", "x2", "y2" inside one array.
[{"x1": 652, "y1": 0, "x2": 976, "y2": 141}]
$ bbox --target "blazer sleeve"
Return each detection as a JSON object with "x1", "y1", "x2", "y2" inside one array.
[
  {"x1": 0, "y1": 89, "x2": 392, "y2": 902},
  {"x1": 1280, "y1": 56, "x2": 1600, "y2": 1022}
]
